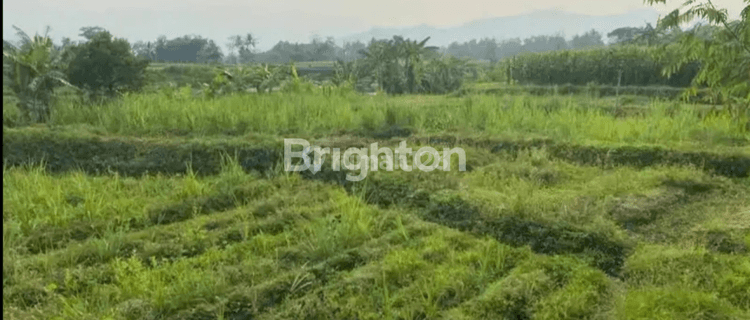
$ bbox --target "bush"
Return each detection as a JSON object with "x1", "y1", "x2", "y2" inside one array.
[{"x1": 3, "y1": 98, "x2": 21, "y2": 127}]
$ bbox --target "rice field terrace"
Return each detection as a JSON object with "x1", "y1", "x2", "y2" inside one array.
[{"x1": 3, "y1": 88, "x2": 750, "y2": 320}]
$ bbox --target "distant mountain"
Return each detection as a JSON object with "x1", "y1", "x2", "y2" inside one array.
[{"x1": 341, "y1": 8, "x2": 662, "y2": 46}]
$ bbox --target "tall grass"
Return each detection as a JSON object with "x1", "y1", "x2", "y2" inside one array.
[
  {"x1": 2, "y1": 157, "x2": 256, "y2": 237},
  {"x1": 51, "y1": 90, "x2": 748, "y2": 149}
]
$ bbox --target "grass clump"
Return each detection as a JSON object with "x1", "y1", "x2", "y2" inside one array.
[
  {"x1": 624, "y1": 244, "x2": 750, "y2": 311},
  {"x1": 457, "y1": 255, "x2": 613, "y2": 320},
  {"x1": 615, "y1": 287, "x2": 746, "y2": 320}
]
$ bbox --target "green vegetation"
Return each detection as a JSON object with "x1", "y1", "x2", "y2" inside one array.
[
  {"x1": 67, "y1": 31, "x2": 150, "y2": 97},
  {"x1": 462, "y1": 83, "x2": 720, "y2": 105},
  {"x1": 3, "y1": 27, "x2": 77, "y2": 123},
  {"x1": 3, "y1": 81, "x2": 749, "y2": 319},
  {"x1": 648, "y1": 0, "x2": 750, "y2": 110},
  {"x1": 3, "y1": 131, "x2": 749, "y2": 319},
  {"x1": 3, "y1": 1, "x2": 749, "y2": 319},
  {"x1": 42, "y1": 90, "x2": 746, "y2": 150},
  {"x1": 491, "y1": 45, "x2": 698, "y2": 87},
  {"x1": 144, "y1": 64, "x2": 218, "y2": 90}
]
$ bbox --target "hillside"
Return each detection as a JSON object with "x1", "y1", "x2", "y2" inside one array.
[{"x1": 341, "y1": 8, "x2": 661, "y2": 45}]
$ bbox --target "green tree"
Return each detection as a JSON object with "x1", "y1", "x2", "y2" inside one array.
[
  {"x1": 570, "y1": 29, "x2": 605, "y2": 49},
  {"x1": 131, "y1": 41, "x2": 155, "y2": 60},
  {"x1": 79, "y1": 26, "x2": 108, "y2": 41},
  {"x1": 150, "y1": 35, "x2": 219, "y2": 62},
  {"x1": 608, "y1": 26, "x2": 647, "y2": 44},
  {"x1": 482, "y1": 38, "x2": 498, "y2": 63},
  {"x1": 647, "y1": 0, "x2": 750, "y2": 117},
  {"x1": 197, "y1": 40, "x2": 223, "y2": 63},
  {"x1": 360, "y1": 36, "x2": 459, "y2": 94},
  {"x1": 360, "y1": 39, "x2": 394, "y2": 92},
  {"x1": 420, "y1": 56, "x2": 469, "y2": 94},
  {"x1": 522, "y1": 34, "x2": 568, "y2": 53},
  {"x1": 67, "y1": 31, "x2": 149, "y2": 97},
  {"x1": 395, "y1": 36, "x2": 439, "y2": 93},
  {"x1": 342, "y1": 41, "x2": 366, "y2": 61},
  {"x1": 3, "y1": 26, "x2": 76, "y2": 123},
  {"x1": 310, "y1": 36, "x2": 337, "y2": 61},
  {"x1": 228, "y1": 34, "x2": 257, "y2": 64},
  {"x1": 607, "y1": 24, "x2": 663, "y2": 45}
]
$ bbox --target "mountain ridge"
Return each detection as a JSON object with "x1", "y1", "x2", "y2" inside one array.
[{"x1": 341, "y1": 8, "x2": 662, "y2": 46}]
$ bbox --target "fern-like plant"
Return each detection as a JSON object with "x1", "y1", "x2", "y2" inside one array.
[{"x1": 647, "y1": 0, "x2": 750, "y2": 119}]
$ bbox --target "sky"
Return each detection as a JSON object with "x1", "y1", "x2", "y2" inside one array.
[{"x1": 3, "y1": 0, "x2": 746, "y2": 50}]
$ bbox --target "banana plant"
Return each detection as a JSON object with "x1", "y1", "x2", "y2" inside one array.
[
  {"x1": 358, "y1": 41, "x2": 392, "y2": 91},
  {"x1": 394, "y1": 36, "x2": 439, "y2": 93},
  {"x1": 3, "y1": 26, "x2": 78, "y2": 123},
  {"x1": 259, "y1": 64, "x2": 292, "y2": 93},
  {"x1": 203, "y1": 63, "x2": 292, "y2": 97},
  {"x1": 359, "y1": 36, "x2": 440, "y2": 94},
  {"x1": 332, "y1": 59, "x2": 365, "y2": 86}
]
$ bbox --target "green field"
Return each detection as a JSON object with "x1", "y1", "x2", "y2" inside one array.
[{"x1": 3, "y1": 85, "x2": 750, "y2": 320}]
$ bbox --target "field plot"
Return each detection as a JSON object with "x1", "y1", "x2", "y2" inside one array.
[{"x1": 3, "y1": 90, "x2": 750, "y2": 320}]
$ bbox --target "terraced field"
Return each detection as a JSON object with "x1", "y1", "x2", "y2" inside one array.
[{"x1": 3, "y1": 90, "x2": 749, "y2": 319}]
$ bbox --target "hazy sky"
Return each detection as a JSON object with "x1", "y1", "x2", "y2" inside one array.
[{"x1": 3, "y1": 0, "x2": 746, "y2": 50}]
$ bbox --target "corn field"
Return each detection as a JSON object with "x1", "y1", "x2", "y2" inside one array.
[{"x1": 495, "y1": 45, "x2": 700, "y2": 87}]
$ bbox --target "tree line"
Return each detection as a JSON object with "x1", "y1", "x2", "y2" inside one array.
[
  {"x1": 127, "y1": 33, "x2": 369, "y2": 64},
  {"x1": 40, "y1": 23, "x2": 694, "y2": 65},
  {"x1": 445, "y1": 29, "x2": 605, "y2": 62},
  {"x1": 125, "y1": 28, "x2": 639, "y2": 64}
]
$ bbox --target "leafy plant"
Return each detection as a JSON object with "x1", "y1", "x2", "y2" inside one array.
[
  {"x1": 66, "y1": 30, "x2": 150, "y2": 100},
  {"x1": 3, "y1": 26, "x2": 77, "y2": 123},
  {"x1": 227, "y1": 34, "x2": 257, "y2": 64},
  {"x1": 359, "y1": 36, "x2": 468, "y2": 94},
  {"x1": 332, "y1": 59, "x2": 365, "y2": 86},
  {"x1": 202, "y1": 63, "x2": 293, "y2": 98},
  {"x1": 494, "y1": 45, "x2": 698, "y2": 87},
  {"x1": 420, "y1": 56, "x2": 470, "y2": 94},
  {"x1": 647, "y1": 0, "x2": 750, "y2": 119}
]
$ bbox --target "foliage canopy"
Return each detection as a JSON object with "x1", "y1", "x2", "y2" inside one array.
[
  {"x1": 67, "y1": 30, "x2": 150, "y2": 97},
  {"x1": 647, "y1": 0, "x2": 750, "y2": 112}
]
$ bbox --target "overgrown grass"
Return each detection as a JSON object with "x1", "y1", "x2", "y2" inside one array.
[
  {"x1": 3, "y1": 167, "x2": 621, "y2": 319},
  {"x1": 47, "y1": 90, "x2": 749, "y2": 150},
  {"x1": 3, "y1": 86, "x2": 749, "y2": 319},
  {"x1": 3, "y1": 159, "x2": 253, "y2": 234},
  {"x1": 4, "y1": 141, "x2": 748, "y2": 318}
]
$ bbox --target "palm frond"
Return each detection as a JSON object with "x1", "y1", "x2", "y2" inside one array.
[
  {"x1": 12, "y1": 25, "x2": 32, "y2": 48},
  {"x1": 418, "y1": 37, "x2": 431, "y2": 47}
]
